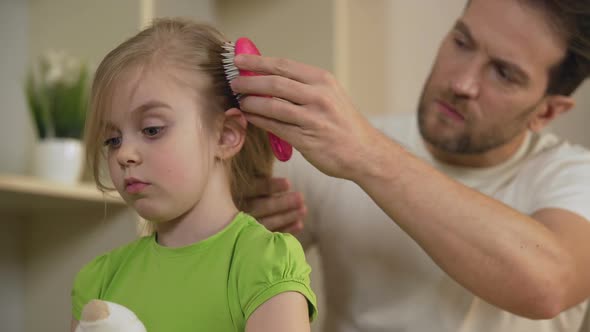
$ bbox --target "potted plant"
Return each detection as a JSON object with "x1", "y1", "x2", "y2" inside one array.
[{"x1": 25, "y1": 50, "x2": 90, "y2": 184}]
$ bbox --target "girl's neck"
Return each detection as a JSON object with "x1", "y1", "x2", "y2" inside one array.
[{"x1": 155, "y1": 167, "x2": 238, "y2": 248}]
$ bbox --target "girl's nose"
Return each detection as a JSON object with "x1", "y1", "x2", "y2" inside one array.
[{"x1": 116, "y1": 141, "x2": 142, "y2": 167}]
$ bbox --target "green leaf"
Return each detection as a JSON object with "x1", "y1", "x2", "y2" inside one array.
[{"x1": 24, "y1": 53, "x2": 90, "y2": 140}]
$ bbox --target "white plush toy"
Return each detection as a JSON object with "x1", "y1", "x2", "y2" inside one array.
[{"x1": 75, "y1": 300, "x2": 147, "y2": 332}]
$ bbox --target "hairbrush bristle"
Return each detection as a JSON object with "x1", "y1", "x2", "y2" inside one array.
[{"x1": 222, "y1": 41, "x2": 242, "y2": 101}]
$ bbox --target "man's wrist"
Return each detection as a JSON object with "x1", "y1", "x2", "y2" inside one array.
[{"x1": 349, "y1": 130, "x2": 408, "y2": 187}]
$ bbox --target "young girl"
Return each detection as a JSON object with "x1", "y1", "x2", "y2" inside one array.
[{"x1": 70, "y1": 18, "x2": 317, "y2": 331}]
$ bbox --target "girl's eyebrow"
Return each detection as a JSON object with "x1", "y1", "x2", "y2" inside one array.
[
  {"x1": 132, "y1": 100, "x2": 173, "y2": 114},
  {"x1": 105, "y1": 100, "x2": 172, "y2": 130}
]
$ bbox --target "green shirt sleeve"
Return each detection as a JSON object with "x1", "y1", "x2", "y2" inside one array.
[
  {"x1": 235, "y1": 229, "x2": 318, "y2": 322},
  {"x1": 71, "y1": 254, "x2": 109, "y2": 320}
]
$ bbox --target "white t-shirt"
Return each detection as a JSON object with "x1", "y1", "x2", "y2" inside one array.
[{"x1": 277, "y1": 112, "x2": 590, "y2": 332}]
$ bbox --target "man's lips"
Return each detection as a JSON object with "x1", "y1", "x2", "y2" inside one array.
[{"x1": 436, "y1": 100, "x2": 465, "y2": 122}]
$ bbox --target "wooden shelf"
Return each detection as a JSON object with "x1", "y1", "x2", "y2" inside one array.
[{"x1": 0, "y1": 174, "x2": 125, "y2": 215}]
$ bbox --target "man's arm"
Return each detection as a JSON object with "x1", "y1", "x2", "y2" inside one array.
[
  {"x1": 356, "y1": 137, "x2": 590, "y2": 319},
  {"x1": 246, "y1": 292, "x2": 311, "y2": 332},
  {"x1": 230, "y1": 54, "x2": 590, "y2": 319}
]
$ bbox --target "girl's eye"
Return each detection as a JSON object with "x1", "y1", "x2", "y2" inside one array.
[
  {"x1": 142, "y1": 126, "x2": 164, "y2": 137},
  {"x1": 104, "y1": 136, "x2": 122, "y2": 148}
]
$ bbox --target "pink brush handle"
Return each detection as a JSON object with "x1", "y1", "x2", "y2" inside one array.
[{"x1": 235, "y1": 37, "x2": 293, "y2": 162}]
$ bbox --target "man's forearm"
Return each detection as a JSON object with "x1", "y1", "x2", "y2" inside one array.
[{"x1": 352, "y1": 131, "x2": 571, "y2": 319}]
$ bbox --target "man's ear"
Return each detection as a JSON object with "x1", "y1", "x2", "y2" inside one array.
[
  {"x1": 528, "y1": 95, "x2": 574, "y2": 132},
  {"x1": 216, "y1": 108, "x2": 247, "y2": 160}
]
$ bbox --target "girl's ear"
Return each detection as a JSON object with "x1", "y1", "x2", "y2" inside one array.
[
  {"x1": 528, "y1": 95, "x2": 574, "y2": 132},
  {"x1": 216, "y1": 108, "x2": 247, "y2": 160}
]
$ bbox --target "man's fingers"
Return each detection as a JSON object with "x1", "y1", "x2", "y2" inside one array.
[
  {"x1": 234, "y1": 54, "x2": 331, "y2": 85},
  {"x1": 246, "y1": 191, "x2": 304, "y2": 219},
  {"x1": 278, "y1": 220, "x2": 305, "y2": 235},
  {"x1": 244, "y1": 177, "x2": 291, "y2": 198},
  {"x1": 244, "y1": 113, "x2": 299, "y2": 145},
  {"x1": 240, "y1": 95, "x2": 306, "y2": 127},
  {"x1": 259, "y1": 208, "x2": 307, "y2": 232},
  {"x1": 230, "y1": 75, "x2": 313, "y2": 106}
]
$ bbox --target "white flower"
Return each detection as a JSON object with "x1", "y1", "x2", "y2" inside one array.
[{"x1": 41, "y1": 49, "x2": 82, "y2": 86}]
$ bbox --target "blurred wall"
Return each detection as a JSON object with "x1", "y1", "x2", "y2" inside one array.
[
  {"x1": 0, "y1": 2, "x2": 29, "y2": 330},
  {"x1": 154, "y1": 0, "x2": 216, "y2": 24},
  {"x1": 550, "y1": 81, "x2": 590, "y2": 148},
  {"x1": 343, "y1": 0, "x2": 391, "y2": 117},
  {"x1": 385, "y1": 1, "x2": 466, "y2": 115},
  {"x1": 28, "y1": 0, "x2": 142, "y2": 68},
  {"x1": 216, "y1": 0, "x2": 334, "y2": 72},
  {"x1": 0, "y1": 0, "x2": 33, "y2": 175}
]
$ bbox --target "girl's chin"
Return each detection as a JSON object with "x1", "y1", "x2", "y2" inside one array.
[
  {"x1": 129, "y1": 196, "x2": 194, "y2": 223},
  {"x1": 133, "y1": 206, "x2": 181, "y2": 224},
  {"x1": 133, "y1": 203, "x2": 174, "y2": 223}
]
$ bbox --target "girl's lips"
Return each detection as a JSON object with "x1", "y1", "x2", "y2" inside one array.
[
  {"x1": 126, "y1": 182, "x2": 149, "y2": 194},
  {"x1": 436, "y1": 101, "x2": 465, "y2": 122}
]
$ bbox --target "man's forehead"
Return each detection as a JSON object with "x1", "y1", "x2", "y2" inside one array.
[{"x1": 461, "y1": 0, "x2": 567, "y2": 72}]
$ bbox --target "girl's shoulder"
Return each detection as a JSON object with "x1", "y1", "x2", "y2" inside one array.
[
  {"x1": 230, "y1": 213, "x2": 318, "y2": 323},
  {"x1": 234, "y1": 212, "x2": 306, "y2": 259}
]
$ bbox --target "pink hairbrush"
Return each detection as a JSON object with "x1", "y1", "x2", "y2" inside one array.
[{"x1": 222, "y1": 37, "x2": 293, "y2": 162}]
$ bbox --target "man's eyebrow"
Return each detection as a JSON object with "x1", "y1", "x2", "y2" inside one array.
[
  {"x1": 454, "y1": 20, "x2": 530, "y2": 84},
  {"x1": 454, "y1": 20, "x2": 476, "y2": 47}
]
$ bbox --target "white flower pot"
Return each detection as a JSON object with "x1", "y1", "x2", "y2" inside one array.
[{"x1": 32, "y1": 138, "x2": 84, "y2": 184}]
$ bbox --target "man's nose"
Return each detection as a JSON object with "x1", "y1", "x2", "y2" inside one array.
[{"x1": 450, "y1": 62, "x2": 481, "y2": 99}]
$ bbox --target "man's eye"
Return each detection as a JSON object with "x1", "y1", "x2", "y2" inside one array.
[
  {"x1": 104, "y1": 137, "x2": 122, "y2": 148},
  {"x1": 142, "y1": 126, "x2": 163, "y2": 137},
  {"x1": 495, "y1": 65, "x2": 514, "y2": 83},
  {"x1": 454, "y1": 37, "x2": 467, "y2": 48}
]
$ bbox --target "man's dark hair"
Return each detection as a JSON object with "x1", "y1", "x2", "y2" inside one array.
[{"x1": 520, "y1": 0, "x2": 590, "y2": 96}]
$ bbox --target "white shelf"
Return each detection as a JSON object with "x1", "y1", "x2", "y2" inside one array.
[{"x1": 0, "y1": 174, "x2": 125, "y2": 214}]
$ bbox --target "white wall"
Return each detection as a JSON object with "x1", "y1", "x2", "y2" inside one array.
[
  {"x1": 216, "y1": 0, "x2": 334, "y2": 72},
  {"x1": 0, "y1": 0, "x2": 34, "y2": 175},
  {"x1": 0, "y1": 216, "x2": 25, "y2": 332},
  {"x1": 550, "y1": 80, "x2": 590, "y2": 147},
  {"x1": 0, "y1": 2, "x2": 29, "y2": 331},
  {"x1": 385, "y1": 1, "x2": 466, "y2": 115},
  {"x1": 342, "y1": 0, "x2": 391, "y2": 116},
  {"x1": 28, "y1": 0, "x2": 142, "y2": 68},
  {"x1": 154, "y1": 0, "x2": 217, "y2": 23}
]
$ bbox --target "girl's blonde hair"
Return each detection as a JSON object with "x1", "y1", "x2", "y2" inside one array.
[{"x1": 84, "y1": 18, "x2": 274, "y2": 209}]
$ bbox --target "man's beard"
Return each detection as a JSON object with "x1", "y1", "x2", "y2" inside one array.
[{"x1": 416, "y1": 87, "x2": 536, "y2": 155}]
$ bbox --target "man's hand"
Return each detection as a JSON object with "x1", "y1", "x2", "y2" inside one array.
[
  {"x1": 243, "y1": 177, "x2": 307, "y2": 234},
  {"x1": 230, "y1": 54, "x2": 383, "y2": 182}
]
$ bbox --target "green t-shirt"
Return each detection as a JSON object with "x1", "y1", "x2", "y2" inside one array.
[{"x1": 71, "y1": 212, "x2": 317, "y2": 331}]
